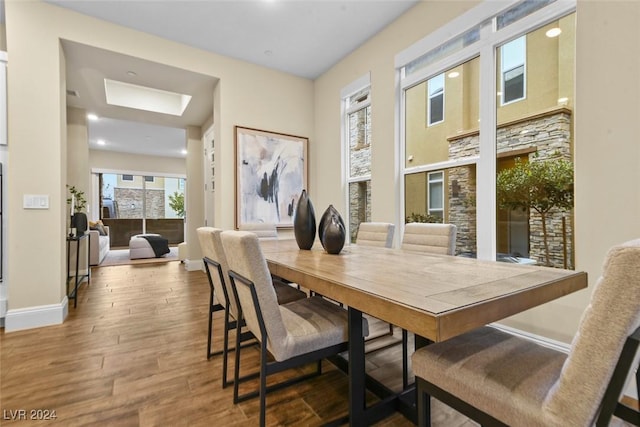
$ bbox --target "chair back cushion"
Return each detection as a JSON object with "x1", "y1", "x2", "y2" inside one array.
[
  {"x1": 221, "y1": 231, "x2": 287, "y2": 351},
  {"x1": 401, "y1": 223, "x2": 457, "y2": 255},
  {"x1": 239, "y1": 223, "x2": 278, "y2": 240},
  {"x1": 544, "y1": 238, "x2": 640, "y2": 425},
  {"x1": 197, "y1": 227, "x2": 239, "y2": 317},
  {"x1": 356, "y1": 222, "x2": 395, "y2": 248}
]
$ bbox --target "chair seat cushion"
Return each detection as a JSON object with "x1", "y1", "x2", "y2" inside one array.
[
  {"x1": 412, "y1": 326, "x2": 567, "y2": 427},
  {"x1": 273, "y1": 296, "x2": 369, "y2": 361}
]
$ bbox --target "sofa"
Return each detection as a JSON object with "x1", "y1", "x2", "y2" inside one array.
[{"x1": 89, "y1": 225, "x2": 110, "y2": 265}]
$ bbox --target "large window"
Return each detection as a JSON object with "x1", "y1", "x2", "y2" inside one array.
[
  {"x1": 399, "y1": 0, "x2": 575, "y2": 267},
  {"x1": 99, "y1": 173, "x2": 185, "y2": 247},
  {"x1": 343, "y1": 77, "x2": 372, "y2": 243}
]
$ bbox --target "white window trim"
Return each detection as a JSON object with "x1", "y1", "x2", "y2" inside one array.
[{"x1": 396, "y1": 0, "x2": 576, "y2": 261}]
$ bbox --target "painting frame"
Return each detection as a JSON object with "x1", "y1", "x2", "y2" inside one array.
[{"x1": 235, "y1": 126, "x2": 308, "y2": 229}]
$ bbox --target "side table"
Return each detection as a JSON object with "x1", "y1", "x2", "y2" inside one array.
[{"x1": 66, "y1": 233, "x2": 90, "y2": 308}]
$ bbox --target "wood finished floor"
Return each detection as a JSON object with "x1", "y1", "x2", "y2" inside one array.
[
  {"x1": 0, "y1": 261, "x2": 478, "y2": 426},
  {"x1": 3, "y1": 261, "x2": 631, "y2": 426}
]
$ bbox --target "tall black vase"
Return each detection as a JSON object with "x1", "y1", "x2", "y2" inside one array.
[
  {"x1": 71, "y1": 212, "x2": 88, "y2": 235},
  {"x1": 318, "y1": 204, "x2": 345, "y2": 251},
  {"x1": 322, "y1": 214, "x2": 346, "y2": 255},
  {"x1": 293, "y1": 189, "x2": 316, "y2": 250}
]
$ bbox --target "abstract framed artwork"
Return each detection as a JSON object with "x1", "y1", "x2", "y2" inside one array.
[{"x1": 235, "y1": 126, "x2": 308, "y2": 229}]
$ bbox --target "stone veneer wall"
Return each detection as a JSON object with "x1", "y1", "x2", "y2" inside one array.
[
  {"x1": 348, "y1": 102, "x2": 372, "y2": 243},
  {"x1": 114, "y1": 188, "x2": 166, "y2": 219},
  {"x1": 448, "y1": 108, "x2": 574, "y2": 268}
]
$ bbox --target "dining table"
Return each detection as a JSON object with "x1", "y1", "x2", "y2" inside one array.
[{"x1": 260, "y1": 239, "x2": 588, "y2": 426}]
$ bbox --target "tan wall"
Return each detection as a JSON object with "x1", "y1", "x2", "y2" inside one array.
[
  {"x1": 186, "y1": 126, "x2": 204, "y2": 263},
  {"x1": 67, "y1": 107, "x2": 91, "y2": 217},
  {"x1": 5, "y1": 1, "x2": 313, "y2": 317},
  {"x1": 314, "y1": 0, "x2": 640, "y2": 343},
  {"x1": 89, "y1": 150, "x2": 186, "y2": 176}
]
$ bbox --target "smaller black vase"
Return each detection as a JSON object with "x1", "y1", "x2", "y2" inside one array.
[
  {"x1": 318, "y1": 204, "x2": 345, "y2": 250},
  {"x1": 322, "y1": 214, "x2": 346, "y2": 255},
  {"x1": 293, "y1": 189, "x2": 316, "y2": 250}
]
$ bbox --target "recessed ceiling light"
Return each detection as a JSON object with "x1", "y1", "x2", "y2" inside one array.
[
  {"x1": 104, "y1": 79, "x2": 192, "y2": 116},
  {"x1": 97, "y1": 139, "x2": 106, "y2": 145},
  {"x1": 181, "y1": 149, "x2": 188, "y2": 155},
  {"x1": 264, "y1": 50, "x2": 273, "y2": 56},
  {"x1": 87, "y1": 113, "x2": 99, "y2": 121},
  {"x1": 448, "y1": 71, "x2": 460, "y2": 78},
  {"x1": 126, "y1": 70, "x2": 137, "y2": 77},
  {"x1": 546, "y1": 28, "x2": 562, "y2": 38}
]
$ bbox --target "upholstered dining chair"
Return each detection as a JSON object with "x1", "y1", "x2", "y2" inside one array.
[
  {"x1": 356, "y1": 222, "x2": 396, "y2": 248},
  {"x1": 196, "y1": 227, "x2": 306, "y2": 388},
  {"x1": 353, "y1": 221, "x2": 398, "y2": 342},
  {"x1": 221, "y1": 230, "x2": 369, "y2": 427},
  {"x1": 399, "y1": 222, "x2": 457, "y2": 388},
  {"x1": 401, "y1": 222, "x2": 457, "y2": 255},
  {"x1": 412, "y1": 238, "x2": 640, "y2": 427}
]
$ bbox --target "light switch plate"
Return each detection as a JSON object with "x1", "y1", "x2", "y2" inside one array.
[{"x1": 23, "y1": 194, "x2": 49, "y2": 209}]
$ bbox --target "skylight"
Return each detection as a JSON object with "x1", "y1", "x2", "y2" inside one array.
[{"x1": 104, "y1": 79, "x2": 192, "y2": 116}]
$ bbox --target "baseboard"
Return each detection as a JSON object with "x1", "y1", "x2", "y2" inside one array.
[
  {"x1": 184, "y1": 258, "x2": 204, "y2": 272},
  {"x1": 4, "y1": 297, "x2": 68, "y2": 332},
  {"x1": 492, "y1": 323, "x2": 638, "y2": 400}
]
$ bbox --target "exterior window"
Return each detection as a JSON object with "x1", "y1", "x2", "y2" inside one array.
[
  {"x1": 401, "y1": 0, "x2": 575, "y2": 266},
  {"x1": 344, "y1": 82, "x2": 372, "y2": 243},
  {"x1": 144, "y1": 176, "x2": 154, "y2": 182},
  {"x1": 427, "y1": 171, "x2": 444, "y2": 219},
  {"x1": 427, "y1": 73, "x2": 445, "y2": 125},
  {"x1": 122, "y1": 174, "x2": 133, "y2": 181},
  {"x1": 501, "y1": 36, "x2": 526, "y2": 105}
]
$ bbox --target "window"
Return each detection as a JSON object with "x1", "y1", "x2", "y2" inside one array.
[
  {"x1": 122, "y1": 174, "x2": 133, "y2": 181},
  {"x1": 427, "y1": 171, "x2": 444, "y2": 219},
  {"x1": 343, "y1": 75, "x2": 372, "y2": 243},
  {"x1": 144, "y1": 175, "x2": 154, "y2": 182},
  {"x1": 427, "y1": 73, "x2": 445, "y2": 125},
  {"x1": 399, "y1": 0, "x2": 575, "y2": 266},
  {"x1": 501, "y1": 36, "x2": 526, "y2": 105}
]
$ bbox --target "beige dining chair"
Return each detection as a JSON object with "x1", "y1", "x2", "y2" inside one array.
[
  {"x1": 401, "y1": 222, "x2": 457, "y2": 255},
  {"x1": 196, "y1": 227, "x2": 306, "y2": 388},
  {"x1": 221, "y1": 230, "x2": 369, "y2": 427},
  {"x1": 400, "y1": 222, "x2": 457, "y2": 388},
  {"x1": 355, "y1": 222, "x2": 395, "y2": 248},
  {"x1": 353, "y1": 221, "x2": 397, "y2": 342},
  {"x1": 412, "y1": 238, "x2": 640, "y2": 427}
]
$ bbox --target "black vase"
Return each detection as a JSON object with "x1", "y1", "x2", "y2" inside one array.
[
  {"x1": 71, "y1": 212, "x2": 88, "y2": 235},
  {"x1": 293, "y1": 189, "x2": 316, "y2": 250},
  {"x1": 322, "y1": 214, "x2": 346, "y2": 255},
  {"x1": 318, "y1": 204, "x2": 345, "y2": 250}
]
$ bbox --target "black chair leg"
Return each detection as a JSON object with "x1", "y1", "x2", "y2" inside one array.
[
  {"x1": 402, "y1": 329, "x2": 409, "y2": 389},
  {"x1": 417, "y1": 378, "x2": 432, "y2": 427}
]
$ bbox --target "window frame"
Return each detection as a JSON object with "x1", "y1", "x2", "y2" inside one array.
[{"x1": 427, "y1": 171, "x2": 444, "y2": 219}]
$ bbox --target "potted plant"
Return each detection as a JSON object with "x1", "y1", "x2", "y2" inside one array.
[{"x1": 67, "y1": 185, "x2": 88, "y2": 235}]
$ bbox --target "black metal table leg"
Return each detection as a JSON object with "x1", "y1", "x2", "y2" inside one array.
[{"x1": 348, "y1": 306, "x2": 366, "y2": 427}]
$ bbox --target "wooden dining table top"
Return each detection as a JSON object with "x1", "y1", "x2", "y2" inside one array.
[{"x1": 261, "y1": 239, "x2": 588, "y2": 342}]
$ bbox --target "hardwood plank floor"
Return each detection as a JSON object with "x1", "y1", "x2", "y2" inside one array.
[{"x1": 1, "y1": 262, "x2": 631, "y2": 426}]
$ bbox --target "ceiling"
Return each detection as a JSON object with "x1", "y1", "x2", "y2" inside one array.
[{"x1": 46, "y1": 1, "x2": 419, "y2": 158}]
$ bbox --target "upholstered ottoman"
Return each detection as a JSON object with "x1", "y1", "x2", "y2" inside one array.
[{"x1": 129, "y1": 234, "x2": 170, "y2": 259}]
